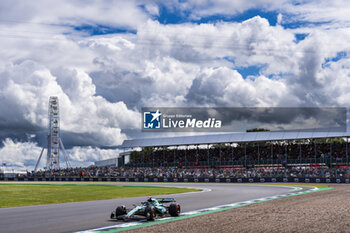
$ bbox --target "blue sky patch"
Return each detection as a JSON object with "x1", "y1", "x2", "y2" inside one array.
[
  {"x1": 221, "y1": 57, "x2": 266, "y2": 78},
  {"x1": 155, "y1": 4, "x2": 191, "y2": 24},
  {"x1": 237, "y1": 65, "x2": 266, "y2": 78},
  {"x1": 322, "y1": 51, "x2": 347, "y2": 68},
  {"x1": 156, "y1": 6, "x2": 279, "y2": 26},
  {"x1": 282, "y1": 20, "x2": 331, "y2": 29},
  {"x1": 73, "y1": 24, "x2": 136, "y2": 36},
  {"x1": 294, "y1": 33, "x2": 309, "y2": 43}
]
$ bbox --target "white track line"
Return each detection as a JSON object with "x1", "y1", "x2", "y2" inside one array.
[{"x1": 78, "y1": 186, "x2": 317, "y2": 233}]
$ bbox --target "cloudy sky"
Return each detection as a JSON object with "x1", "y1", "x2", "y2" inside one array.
[{"x1": 0, "y1": 0, "x2": 350, "y2": 170}]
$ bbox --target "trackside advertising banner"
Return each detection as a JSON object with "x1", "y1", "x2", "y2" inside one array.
[
  {"x1": 2, "y1": 177, "x2": 349, "y2": 183},
  {"x1": 141, "y1": 107, "x2": 346, "y2": 132}
]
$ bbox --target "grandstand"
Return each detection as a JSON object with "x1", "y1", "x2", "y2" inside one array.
[
  {"x1": 121, "y1": 131, "x2": 350, "y2": 168},
  {"x1": 16, "y1": 129, "x2": 350, "y2": 183},
  {"x1": 11, "y1": 130, "x2": 350, "y2": 183}
]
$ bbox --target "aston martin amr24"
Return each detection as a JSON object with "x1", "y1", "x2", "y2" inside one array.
[{"x1": 110, "y1": 197, "x2": 181, "y2": 221}]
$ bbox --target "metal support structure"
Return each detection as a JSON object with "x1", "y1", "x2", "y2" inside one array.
[
  {"x1": 152, "y1": 149, "x2": 154, "y2": 167},
  {"x1": 271, "y1": 143, "x2": 273, "y2": 160},
  {"x1": 244, "y1": 143, "x2": 247, "y2": 167},
  {"x1": 302, "y1": 139, "x2": 305, "y2": 163},
  {"x1": 330, "y1": 142, "x2": 333, "y2": 168},
  {"x1": 142, "y1": 150, "x2": 145, "y2": 165},
  {"x1": 34, "y1": 148, "x2": 45, "y2": 172},
  {"x1": 257, "y1": 144, "x2": 260, "y2": 165},
  {"x1": 231, "y1": 143, "x2": 234, "y2": 166},
  {"x1": 285, "y1": 141, "x2": 288, "y2": 166},
  {"x1": 207, "y1": 144, "x2": 210, "y2": 166},
  {"x1": 283, "y1": 142, "x2": 286, "y2": 166},
  {"x1": 299, "y1": 142, "x2": 302, "y2": 164},
  {"x1": 122, "y1": 147, "x2": 126, "y2": 167},
  {"x1": 314, "y1": 140, "x2": 317, "y2": 163},
  {"x1": 59, "y1": 138, "x2": 71, "y2": 169},
  {"x1": 285, "y1": 143, "x2": 287, "y2": 156},
  {"x1": 346, "y1": 137, "x2": 348, "y2": 168}
]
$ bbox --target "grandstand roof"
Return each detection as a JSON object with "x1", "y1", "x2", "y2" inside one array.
[{"x1": 121, "y1": 130, "x2": 350, "y2": 148}]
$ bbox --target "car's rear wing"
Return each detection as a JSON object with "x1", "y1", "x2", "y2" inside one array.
[{"x1": 156, "y1": 198, "x2": 176, "y2": 203}]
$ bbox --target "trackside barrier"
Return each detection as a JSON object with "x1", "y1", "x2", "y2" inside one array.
[{"x1": 0, "y1": 177, "x2": 348, "y2": 183}]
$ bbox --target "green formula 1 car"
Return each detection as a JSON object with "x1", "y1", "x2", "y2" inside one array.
[{"x1": 110, "y1": 197, "x2": 181, "y2": 221}]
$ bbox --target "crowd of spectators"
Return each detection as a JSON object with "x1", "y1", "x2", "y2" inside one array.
[
  {"x1": 23, "y1": 141, "x2": 350, "y2": 179},
  {"x1": 27, "y1": 165, "x2": 350, "y2": 179},
  {"x1": 129, "y1": 141, "x2": 349, "y2": 166}
]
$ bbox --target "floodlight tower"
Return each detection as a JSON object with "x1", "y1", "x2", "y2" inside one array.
[{"x1": 34, "y1": 96, "x2": 71, "y2": 172}]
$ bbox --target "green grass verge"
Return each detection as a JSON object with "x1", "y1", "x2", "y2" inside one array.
[{"x1": 0, "y1": 184, "x2": 199, "y2": 208}]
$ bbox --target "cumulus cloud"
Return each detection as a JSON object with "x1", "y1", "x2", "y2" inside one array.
[
  {"x1": 134, "y1": 18, "x2": 298, "y2": 74},
  {"x1": 0, "y1": 60, "x2": 140, "y2": 148},
  {"x1": 186, "y1": 67, "x2": 294, "y2": 107},
  {"x1": 0, "y1": 138, "x2": 121, "y2": 171},
  {"x1": 0, "y1": 138, "x2": 42, "y2": 170},
  {"x1": 1, "y1": 1, "x2": 350, "y2": 170},
  {"x1": 69, "y1": 146, "x2": 121, "y2": 164},
  {"x1": 0, "y1": 0, "x2": 150, "y2": 30},
  {"x1": 144, "y1": 3, "x2": 159, "y2": 16}
]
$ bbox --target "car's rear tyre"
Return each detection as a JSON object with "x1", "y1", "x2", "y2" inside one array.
[
  {"x1": 169, "y1": 204, "x2": 180, "y2": 216},
  {"x1": 115, "y1": 205, "x2": 127, "y2": 216},
  {"x1": 145, "y1": 207, "x2": 155, "y2": 221}
]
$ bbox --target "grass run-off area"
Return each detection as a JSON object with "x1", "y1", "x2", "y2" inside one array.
[{"x1": 0, "y1": 183, "x2": 199, "y2": 208}]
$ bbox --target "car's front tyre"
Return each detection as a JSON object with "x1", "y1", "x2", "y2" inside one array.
[
  {"x1": 116, "y1": 206, "x2": 127, "y2": 215},
  {"x1": 169, "y1": 204, "x2": 181, "y2": 217}
]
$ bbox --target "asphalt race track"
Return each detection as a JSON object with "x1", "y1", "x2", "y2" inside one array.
[{"x1": 0, "y1": 183, "x2": 313, "y2": 233}]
